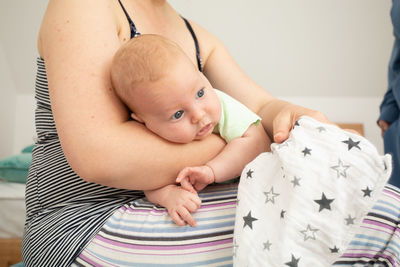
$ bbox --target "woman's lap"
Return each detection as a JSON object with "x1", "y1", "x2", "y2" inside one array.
[{"x1": 72, "y1": 183, "x2": 238, "y2": 267}]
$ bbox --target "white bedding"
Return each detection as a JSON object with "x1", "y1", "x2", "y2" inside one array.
[{"x1": 0, "y1": 180, "x2": 25, "y2": 238}]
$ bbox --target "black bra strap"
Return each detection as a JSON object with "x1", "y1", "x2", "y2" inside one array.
[
  {"x1": 182, "y1": 17, "x2": 202, "y2": 72},
  {"x1": 117, "y1": 2, "x2": 201, "y2": 72},
  {"x1": 118, "y1": 0, "x2": 139, "y2": 39}
]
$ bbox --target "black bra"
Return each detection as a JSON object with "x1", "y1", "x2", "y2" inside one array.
[{"x1": 118, "y1": 0, "x2": 202, "y2": 72}]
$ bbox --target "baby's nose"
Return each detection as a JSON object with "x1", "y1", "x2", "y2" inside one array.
[{"x1": 191, "y1": 108, "x2": 205, "y2": 124}]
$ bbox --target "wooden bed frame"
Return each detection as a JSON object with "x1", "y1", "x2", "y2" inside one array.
[
  {"x1": 0, "y1": 238, "x2": 22, "y2": 267},
  {"x1": 0, "y1": 123, "x2": 364, "y2": 267}
]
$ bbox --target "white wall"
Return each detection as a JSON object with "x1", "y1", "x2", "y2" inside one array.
[
  {"x1": 169, "y1": 0, "x2": 393, "y2": 97},
  {"x1": 13, "y1": 95, "x2": 36, "y2": 155},
  {"x1": 0, "y1": 0, "x2": 394, "y2": 156},
  {"x1": 0, "y1": 44, "x2": 16, "y2": 158}
]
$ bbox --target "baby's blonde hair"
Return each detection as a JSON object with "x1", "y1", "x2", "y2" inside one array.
[{"x1": 111, "y1": 34, "x2": 188, "y2": 112}]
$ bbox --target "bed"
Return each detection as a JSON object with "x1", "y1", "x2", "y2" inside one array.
[{"x1": 0, "y1": 147, "x2": 30, "y2": 267}]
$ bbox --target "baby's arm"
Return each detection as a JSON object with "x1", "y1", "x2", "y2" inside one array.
[
  {"x1": 144, "y1": 185, "x2": 201, "y2": 227},
  {"x1": 177, "y1": 123, "x2": 270, "y2": 189}
]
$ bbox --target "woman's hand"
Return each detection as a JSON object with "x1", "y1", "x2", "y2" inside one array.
[
  {"x1": 378, "y1": 120, "x2": 390, "y2": 137},
  {"x1": 268, "y1": 102, "x2": 330, "y2": 143}
]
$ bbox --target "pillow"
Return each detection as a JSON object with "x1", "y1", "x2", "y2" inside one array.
[
  {"x1": 233, "y1": 116, "x2": 392, "y2": 266},
  {"x1": 0, "y1": 153, "x2": 32, "y2": 183},
  {"x1": 21, "y1": 144, "x2": 34, "y2": 153}
]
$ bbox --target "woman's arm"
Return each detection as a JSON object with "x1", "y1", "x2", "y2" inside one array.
[
  {"x1": 39, "y1": 0, "x2": 225, "y2": 190},
  {"x1": 192, "y1": 21, "x2": 328, "y2": 142}
]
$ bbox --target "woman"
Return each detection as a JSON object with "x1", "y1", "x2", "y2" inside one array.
[{"x1": 22, "y1": 0, "x2": 328, "y2": 266}]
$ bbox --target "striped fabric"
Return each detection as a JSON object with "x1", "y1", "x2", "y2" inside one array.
[
  {"x1": 72, "y1": 184, "x2": 237, "y2": 267},
  {"x1": 333, "y1": 184, "x2": 400, "y2": 266},
  {"x1": 22, "y1": 58, "x2": 146, "y2": 267}
]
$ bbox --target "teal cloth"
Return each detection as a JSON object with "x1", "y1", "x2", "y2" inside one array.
[
  {"x1": 10, "y1": 263, "x2": 24, "y2": 267},
  {"x1": 21, "y1": 144, "x2": 34, "y2": 153},
  {"x1": 0, "y1": 153, "x2": 32, "y2": 183},
  {"x1": 213, "y1": 89, "x2": 261, "y2": 143}
]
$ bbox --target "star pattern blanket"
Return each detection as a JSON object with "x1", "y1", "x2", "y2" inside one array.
[{"x1": 233, "y1": 116, "x2": 394, "y2": 266}]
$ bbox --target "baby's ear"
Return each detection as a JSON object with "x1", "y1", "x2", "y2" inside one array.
[{"x1": 131, "y1": 112, "x2": 144, "y2": 123}]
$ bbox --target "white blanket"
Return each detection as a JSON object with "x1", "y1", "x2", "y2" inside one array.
[{"x1": 233, "y1": 116, "x2": 391, "y2": 266}]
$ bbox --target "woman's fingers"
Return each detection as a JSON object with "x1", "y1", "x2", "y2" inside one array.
[
  {"x1": 273, "y1": 106, "x2": 329, "y2": 143},
  {"x1": 272, "y1": 109, "x2": 294, "y2": 143}
]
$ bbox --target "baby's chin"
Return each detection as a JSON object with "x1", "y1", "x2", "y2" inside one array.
[
  {"x1": 165, "y1": 135, "x2": 198, "y2": 144},
  {"x1": 193, "y1": 132, "x2": 213, "y2": 141}
]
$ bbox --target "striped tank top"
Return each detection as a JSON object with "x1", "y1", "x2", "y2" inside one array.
[{"x1": 22, "y1": 60, "x2": 145, "y2": 267}]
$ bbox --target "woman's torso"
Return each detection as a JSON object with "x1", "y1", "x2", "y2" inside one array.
[{"x1": 23, "y1": 1, "x2": 211, "y2": 266}]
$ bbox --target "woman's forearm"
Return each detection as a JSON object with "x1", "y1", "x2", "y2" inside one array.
[{"x1": 70, "y1": 120, "x2": 225, "y2": 191}]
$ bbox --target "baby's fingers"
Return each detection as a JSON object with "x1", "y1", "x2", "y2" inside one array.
[
  {"x1": 178, "y1": 208, "x2": 196, "y2": 227},
  {"x1": 180, "y1": 179, "x2": 196, "y2": 193},
  {"x1": 170, "y1": 210, "x2": 187, "y2": 227},
  {"x1": 176, "y1": 167, "x2": 191, "y2": 183},
  {"x1": 186, "y1": 195, "x2": 201, "y2": 212}
]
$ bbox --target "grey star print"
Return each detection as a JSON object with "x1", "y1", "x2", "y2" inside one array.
[
  {"x1": 263, "y1": 240, "x2": 272, "y2": 251},
  {"x1": 342, "y1": 138, "x2": 361, "y2": 150},
  {"x1": 280, "y1": 210, "x2": 286, "y2": 219},
  {"x1": 314, "y1": 193, "x2": 335, "y2": 212},
  {"x1": 246, "y1": 169, "x2": 254, "y2": 178},
  {"x1": 330, "y1": 246, "x2": 339, "y2": 253},
  {"x1": 331, "y1": 159, "x2": 350, "y2": 178},
  {"x1": 362, "y1": 187, "x2": 372, "y2": 197},
  {"x1": 264, "y1": 187, "x2": 280, "y2": 204},
  {"x1": 291, "y1": 176, "x2": 301, "y2": 187},
  {"x1": 300, "y1": 224, "x2": 319, "y2": 241},
  {"x1": 302, "y1": 147, "x2": 312, "y2": 157},
  {"x1": 285, "y1": 254, "x2": 300, "y2": 267},
  {"x1": 243, "y1": 211, "x2": 258, "y2": 229},
  {"x1": 345, "y1": 215, "x2": 356, "y2": 225}
]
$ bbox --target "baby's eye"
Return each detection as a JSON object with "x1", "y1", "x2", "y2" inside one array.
[
  {"x1": 196, "y1": 88, "x2": 204, "y2": 98},
  {"x1": 172, "y1": 110, "x2": 184, "y2": 120}
]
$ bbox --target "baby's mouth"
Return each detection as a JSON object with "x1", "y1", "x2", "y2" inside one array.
[{"x1": 197, "y1": 123, "x2": 213, "y2": 137}]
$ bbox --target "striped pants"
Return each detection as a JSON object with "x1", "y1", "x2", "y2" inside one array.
[{"x1": 73, "y1": 184, "x2": 238, "y2": 267}]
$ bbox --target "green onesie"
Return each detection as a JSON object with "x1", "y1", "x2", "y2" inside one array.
[{"x1": 213, "y1": 89, "x2": 261, "y2": 143}]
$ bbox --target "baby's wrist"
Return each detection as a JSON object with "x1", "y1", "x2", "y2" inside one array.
[{"x1": 205, "y1": 163, "x2": 216, "y2": 184}]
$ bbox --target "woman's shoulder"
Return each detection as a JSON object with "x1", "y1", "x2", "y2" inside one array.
[
  {"x1": 38, "y1": 0, "x2": 125, "y2": 58},
  {"x1": 183, "y1": 19, "x2": 222, "y2": 67}
]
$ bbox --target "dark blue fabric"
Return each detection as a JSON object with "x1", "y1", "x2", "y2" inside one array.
[{"x1": 379, "y1": 0, "x2": 400, "y2": 187}]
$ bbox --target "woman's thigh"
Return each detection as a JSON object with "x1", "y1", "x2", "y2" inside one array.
[{"x1": 72, "y1": 183, "x2": 238, "y2": 267}]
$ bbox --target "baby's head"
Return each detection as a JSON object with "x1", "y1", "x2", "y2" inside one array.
[{"x1": 111, "y1": 34, "x2": 221, "y2": 143}]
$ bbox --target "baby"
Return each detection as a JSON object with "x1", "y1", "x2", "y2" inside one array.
[{"x1": 111, "y1": 34, "x2": 270, "y2": 226}]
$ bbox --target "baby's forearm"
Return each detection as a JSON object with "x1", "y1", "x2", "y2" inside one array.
[
  {"x1": 144, "y1": 189, "x2": 164, "y2": 206},
  {"x1": 207, "y1": 124, "x2": 270, "y2": 183}
]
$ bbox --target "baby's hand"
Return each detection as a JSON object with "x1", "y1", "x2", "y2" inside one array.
[
  {"x1": 157, "y1": 185, "x2": 201, "y2": 227},
  {"x1": 176, "y1": 165, "x2": 215, "y2": 192}
]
